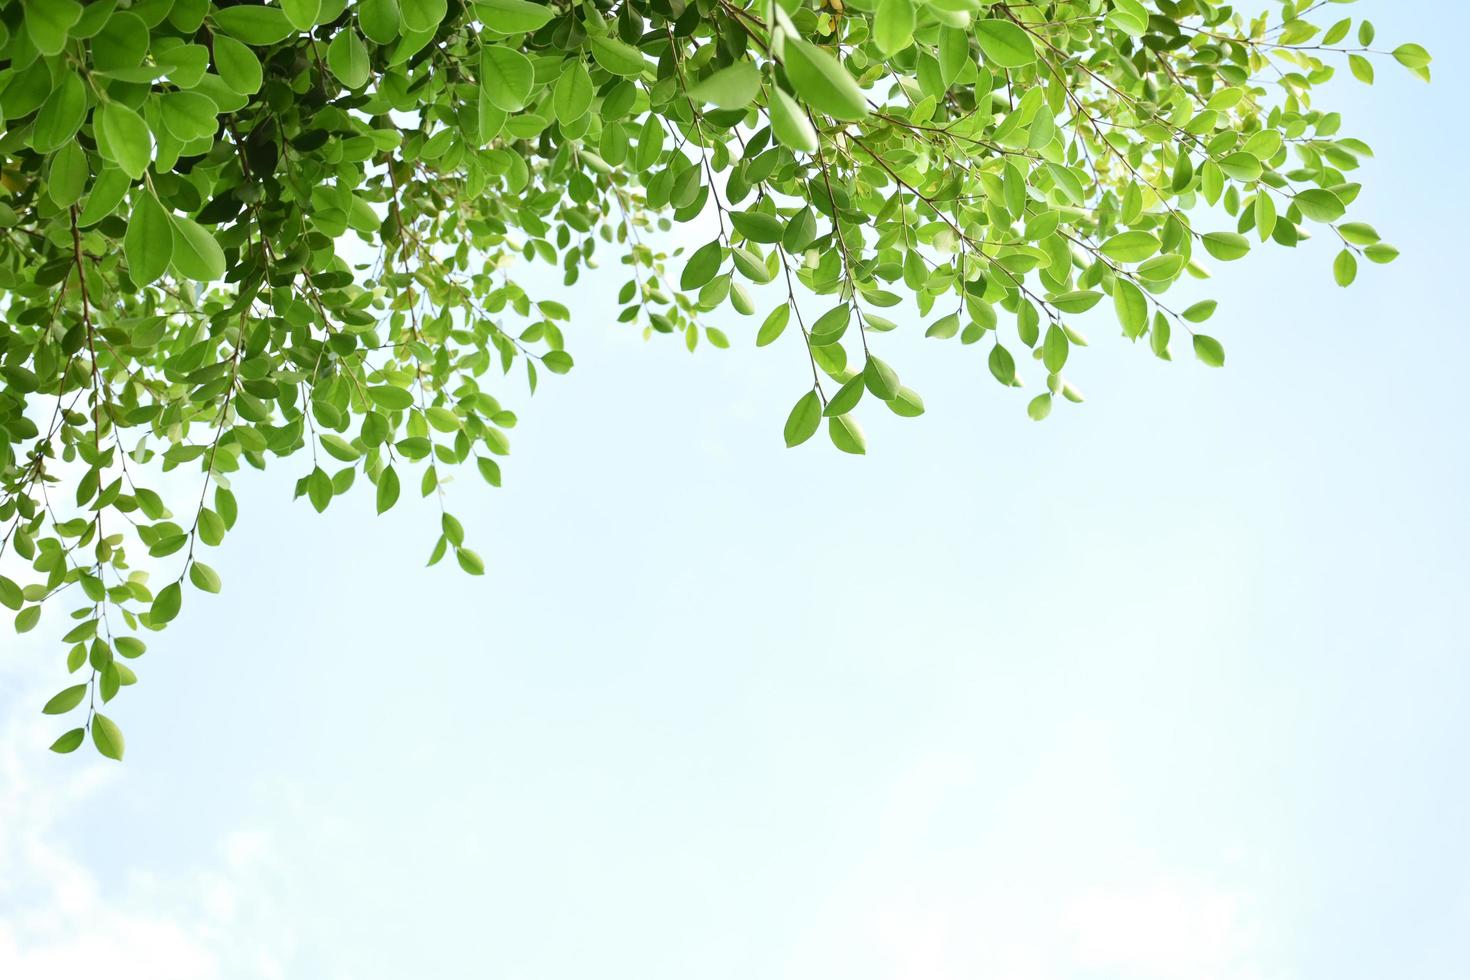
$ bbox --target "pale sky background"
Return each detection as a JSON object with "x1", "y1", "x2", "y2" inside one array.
[{"x1": 3, "y1": 5, "x2": 1468, "y2": 978}]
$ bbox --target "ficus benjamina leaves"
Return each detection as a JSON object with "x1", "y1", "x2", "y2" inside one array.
[{"x1": 0, "y1": 0, "x2": 1424, "y2": 758}]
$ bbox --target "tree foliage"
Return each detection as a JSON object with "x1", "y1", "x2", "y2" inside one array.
[{"x1": 0, "y1": 0, "x2": 1428, "y2": 757}]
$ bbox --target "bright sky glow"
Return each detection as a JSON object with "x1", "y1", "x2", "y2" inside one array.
[{"x1": 2, "y1": 5, "x2": 1467, "y2": 977}]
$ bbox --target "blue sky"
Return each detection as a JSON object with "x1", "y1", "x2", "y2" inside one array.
[{"x1": 3, "y1": 4, "x2": 1468, "y2": 978}]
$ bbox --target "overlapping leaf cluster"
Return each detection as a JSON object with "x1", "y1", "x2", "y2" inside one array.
[{"x1": 0, "y1": 0, "x2": 1426, "y2": 757}]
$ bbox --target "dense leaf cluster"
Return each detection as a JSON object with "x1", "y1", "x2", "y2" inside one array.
[{"x1": 0, "y1": 0, "x2": 1427, "y2": 757}]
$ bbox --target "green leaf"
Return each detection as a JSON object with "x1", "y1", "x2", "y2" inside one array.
[
  {"x1": 809, "y1": 304, "x2": 851, "y2": 345},
  {"x1": 320, "y1": 433, "x2": 361, "y2": 462},
  {"x1": 15, "y1": 606, "x2": 40, "y2": 634},
  {"x1": 1051, "y1": 290, "x2": 1102, "y2": 314},
  {"x1": 42, "y1": 684, "x2": 87, "y2": 715},
  {"x1": 688, "y1": 61, "x2": 760, "y2": 110},
  {"x1": 727, "y1": 215, "x2": 778, "y2": 249},
  {"x1": 1339, "y1": 223, "x2": 1381, "y2": 246},
  {"x1": 358, "y1": 0, "x2": 402, "y2": 44},
  {"x1": 1042, "y1": 323, "x2": 1069, "y2": 374},
  {"x1": 889, "y1": 387, "x2": 925, "y2": 418},
  {"x1": 1364, "y1": 243, "x2": 1399, "y2": 264},
  {"x1": 988, "y1": 343, "x2": 1018, "y2": 386},
  {"x1": 553, "y1": 61, "x2": 594, "y2": 124},
  {"x1": 1217, "y1": 152, "x2": 1262, "y2": 182},
  {"x1": 783, "y1": 391, "x2": 822, "y2": 447},
  {"x1": 189, "y1": 561, "x2": 222, "y2": 594},
  {"x1": 731, "y1": 245, "x2": 771, "y2": 283},
  {"x1": 400, "y1": 0, "x2": 448, "y2": 33},
  {"x1": 213, "y1": 4, "x2": 295, "y2": 44},
  {"x1": 25, "y1": 0, "x2": 82, "y2": 57},
  {"x1": 1100, "y1": 231, "x2": 1160, "y2": 263},
  {"x1": 1105, "y1": 1, "x2": 1148, "y2": 37},
  {"x1": 681, "y1": 239, "x2": 724, "y2": 290},
  {"x1": 92, "y1": 713, "x2": 125, "y2": 761},
  {"x1": 151, "y1": 582, "x2": 182, "y2": 625},
  {"x1": 213, "y1": 35, "x2": 264, "y2": 95},
  {"x1": 1202, "y1": 232, "x2": 1251, "y2": 261},
  {"x1": 938, "y1": 27, "x2": 969, "y2": 85},
  {"x1": 100, "y1": 663, "x2": 120, "y2": 702},
  {"x1": 328, "y1": 28, "x2": 372, "y2": 90},
  {"x1": 756, "y1": 304, "x2": 790, "y2": 347},
  {"x1": 306, "y1": 467, "x2": 333, "y2": 512},
  {"x1": 1182, "y1": 300, "x2": 1217, "y2": 323},
  {"x1": 47, "y1": 140, "x2": 89, "y2": 207},
  {"x1": 91, "y1": 10, "x2": 149, "y2": 71},
  {"x1": 824, "y1": 376, "x2": 865, "y2": 417},
  {"x1": 1254, "y1": 192, "x2": 1278, "y2": 242},
  {"x1": 769, "y1": 87, "x2": 818, "y2": 153},
  {"x1": 1392, "y1": 42, "x2": 1432, "y2": 71},
  {"x1": 217, "y1": 487, "x2": 239, "y2": 529},
  {"x1": 97, "y1": 103, "x2": 153, "y2": 180},
  {"x1": 926, "y1": 313, "x2": 960, "y2": 340},
  {"x1": 1112, "y1": 278, "x2": 1148, "y2": 339},
  {"x1": 864, "y1": 356, "x2": 900, "y2": 400},
  {"x1": 1150, "y1": 314, "x2": 1172, "y2": 360},
  {"x1": 975, "y1": 19, "x2": 1036, "y2": 68},
  {"x1": 283, "y1": 0, "x2": 322, "y2": 30},
  {"x1": 874, "y1": 0, "x2": 916, "y2": 55},
  {"x1": 377, "y1": 467, "x2": 401, "y2": 513},
  {"x1": 122, "y1": 188, "x2": 170, "y2": 285},
  {"x1": 783, "y1": 38, "x2": 868, "y2": 121},
  {"x1": 1293, "y1": 189, "x2": 1345, "y2": 223},
  {"x1": 169, "y1": 215, "x2": 226, "y2": 282},
  {"x1": 456, "y1": 548, "x2": 485, "y2": 575},
  {"x1": 476, "y1": 0, "x2": 555, "y2": 33},
  {"x1": 827, "y1": 415, "x2": 867, "y2": 455},
  {"x1": 50, "y1": 728, "x2": 86, "y2": 754},
  {"x1": 481, "y1": 44, "x2": 535, "y2": 111},
  {"x1": 542, "y1": 350, "x2": 573, "y2": 374},
  {"x1": 32, "y1": 70, "x2": 87, "y2": 153},
  {"x1": 1027, "y1": 393, "x2": 1053, "y2": 421},
  {"x1": 588, "y1": 34, "x2": 647, "y2": 77},
  {"x1": 783, "y1": 208, "x2": 819, "y2": 252},
  {"x1": 1193, "y1": 334, "x2": 1226, "y2": 367},
  {"x1": 368, "y1": 385, "x2": 415, "y2": 410},
  {"x1": 1333, "y1": 249, "x2": 1357, "y2": 287},
  {"x1": 1349, "y1": 54, "x2": 1374, "y2": 85},
  {"x1": 158, "y1": 92, "x2": 220, "y2": 143}
]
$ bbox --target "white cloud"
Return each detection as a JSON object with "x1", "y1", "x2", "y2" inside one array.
[
  {"x1": 782, "y1": 736, "x2": 1284, "y2": 980},
  {"x1": 0, "y1": 661, "x2": 293, "y2": 980},
  {"x1": 1067, "y1": 880, "x2": 1264, "y2": 980}
]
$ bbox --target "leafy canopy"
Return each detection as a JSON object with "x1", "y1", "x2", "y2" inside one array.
[{"x1": 0, "y1": 0, "x2": 1428, "y2": 758}]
